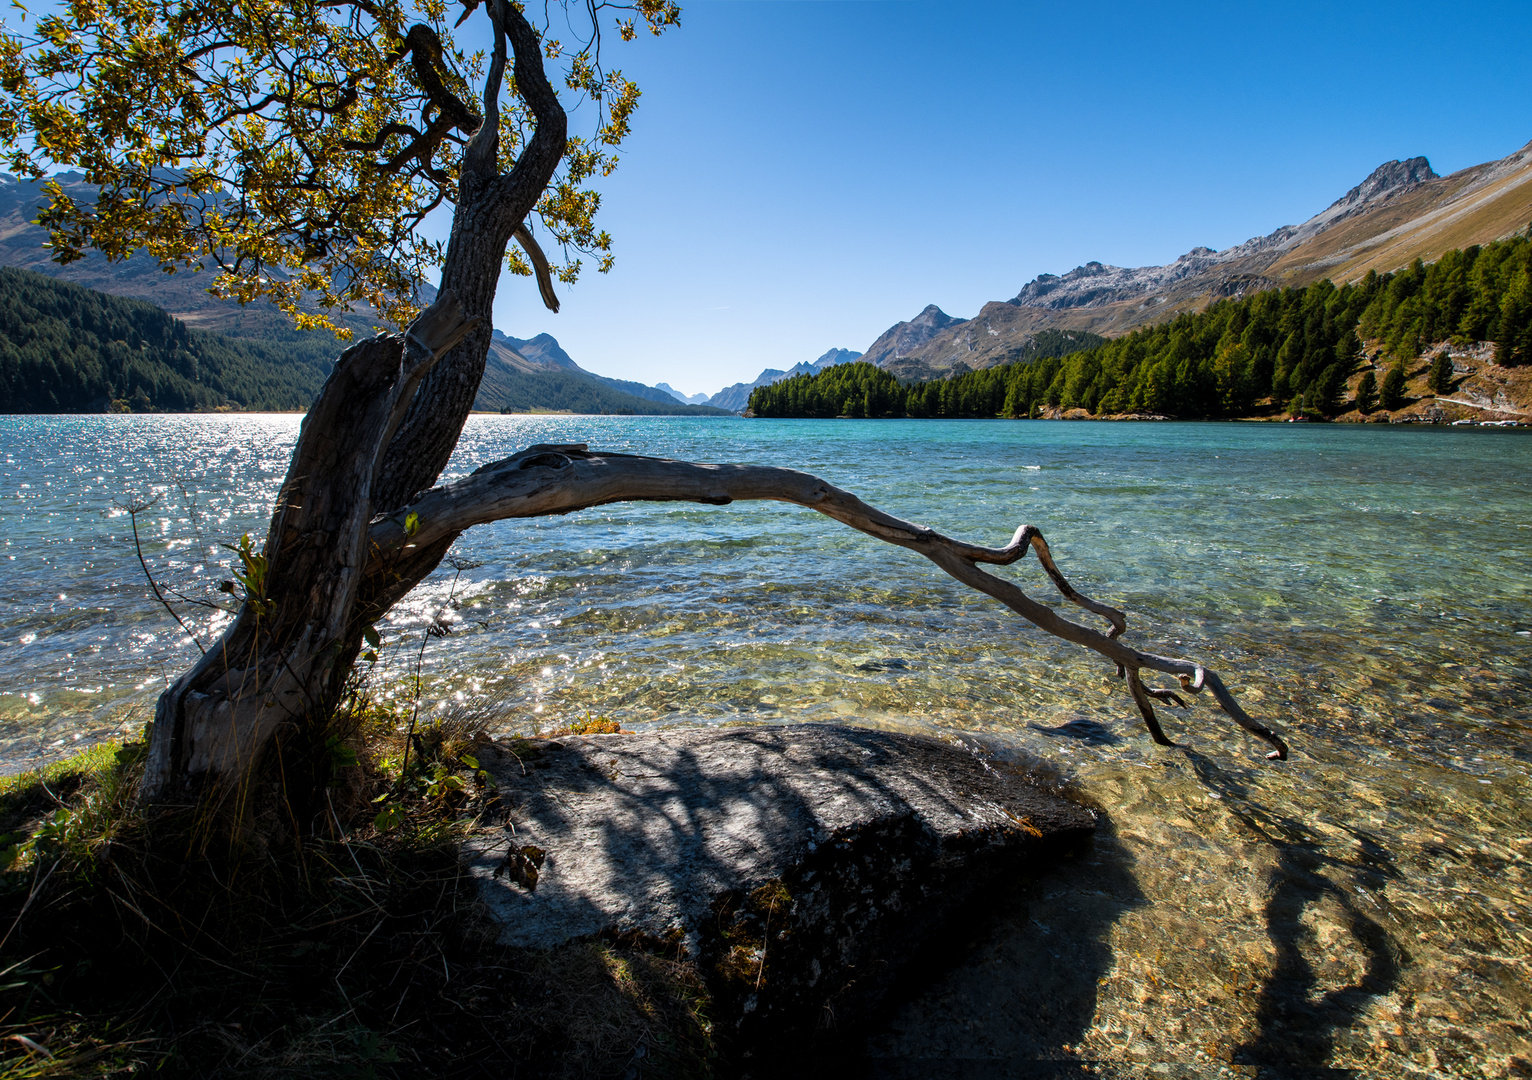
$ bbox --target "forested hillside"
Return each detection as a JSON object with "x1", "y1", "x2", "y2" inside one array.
[
  {"x1": 0, "y1": 268, "x2": 731, "y2": 415},
  {"x1": 751, "y1": 236, "x2": 1532, "y2": 420},
  {"x1": 0, "y1": 268, "x2": 336, "y2": 411}
]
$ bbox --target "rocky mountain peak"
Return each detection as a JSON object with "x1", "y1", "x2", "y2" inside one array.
[
  {"x1": 911, "y1": 304, "x2": 962, "y2": 329},
  {"x1": 857, "y1": 305, "x2": 971, "y2": 369},
  {"x1": 497, "y1": 331, "x2": 580, "y2": 371},
  {"x1": 1012, "y1": 261, "x2": 1134, "y2": 308},
  {"x1": 1330, "y1": 156, "x2": 1438, "y2": 211},
  {"x1": 812, "y1": 347, "x2": 862, "y2": 369}
]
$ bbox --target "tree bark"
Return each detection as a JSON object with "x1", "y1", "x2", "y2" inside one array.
[
  {"x1": 372, "y1": 1, "x2": 565, "y2": 514},
  {"x1": 141, "y1": 0, "x2": 567, "y2": 804},
  {"x1": 141, "y1": 298, "x2": 478, "y2": 801}
]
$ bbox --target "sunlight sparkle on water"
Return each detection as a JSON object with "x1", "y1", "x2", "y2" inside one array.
[{"x1": 1, "y1": 414, "x2": 1529, "y2": 1071}]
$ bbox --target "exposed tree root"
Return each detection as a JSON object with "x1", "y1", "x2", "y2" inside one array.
[{"x1": 367, "y1": 443, "x2": 1289, "y2": 760}]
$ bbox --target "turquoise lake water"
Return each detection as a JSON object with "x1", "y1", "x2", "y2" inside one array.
[{"x1": 1, "y1": 414, "x2": 1529, "y2": 1073}]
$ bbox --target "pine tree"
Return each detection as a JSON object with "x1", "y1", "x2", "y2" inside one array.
[
  {"x1": 1313, "y1": 363, "x2": 1344, "y2": 414},
  {"x1": 1497, "y1": 268, "x2": 1532, "y2": 366},
  {"x1": 1380, "y1": 364, "x2": 1408, "y2": 410},
  {"x1": 1354, "y1": 369, "x2": 1378, "y2": 414},
  {"x1": 1427, "y1": 352, "x2": 1453, "y2": 395}
]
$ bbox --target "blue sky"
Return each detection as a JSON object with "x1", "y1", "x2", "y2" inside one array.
[{"x1": 468, "y1": 0, "x2": 1532, "y2": 397}]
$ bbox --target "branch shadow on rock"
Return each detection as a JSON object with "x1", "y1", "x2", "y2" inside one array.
[{"x1": 471, "y1": 723, "x2": 1104, "y2": 1073}]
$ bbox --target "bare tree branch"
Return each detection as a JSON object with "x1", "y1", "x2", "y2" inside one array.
[
  {"x1": 366, "y1": 444, "x2": 1290, "y2": 760},
  {"x1": 513, "y1": 223, "x2": 560, "y2": 312},
  {"x1": 118, "y1": 496, "x2": 205, "y2": 656},
  {"x1": 461, "y1": 0, "x2": 509, "y2": 181}
]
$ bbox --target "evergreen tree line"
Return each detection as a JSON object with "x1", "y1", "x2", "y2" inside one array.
[
  {"x1": 0, "y1": 267, "x2": 337, "y2": 412},
  {"x1": 1362, "y1": 237, "x2": 1532, "y2": 365},
  {"x1": 750, "y1": 235, "x2": 1532, "y2": 420},
  {"x1": 748, "y1": 329, "x2": 1106, "y2": 418}
]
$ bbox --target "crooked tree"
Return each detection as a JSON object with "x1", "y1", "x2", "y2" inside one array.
[{"x1": 2, "y1": 0, "x2": 1286, "y2": 809}]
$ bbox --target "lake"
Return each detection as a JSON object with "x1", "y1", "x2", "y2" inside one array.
[{"x1": 2, "y1": 414, "x2": 1529, "y2": 1072}]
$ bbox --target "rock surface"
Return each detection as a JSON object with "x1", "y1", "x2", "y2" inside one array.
[{"x1": 466, "y1": 723, "x2": 1095, "y2": 1038}]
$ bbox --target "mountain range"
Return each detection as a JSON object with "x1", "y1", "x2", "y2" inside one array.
[
  {"x1": 4, "y1": 136, "x2": 1531, "y2": 411},
  {"x1": 608, "y1": 138, "x2": 1532, "y2": 407},
  {"x1": 0, "y1": 173, "x2": 725, "y2": 415},
  {"x1": 700, "y1": 348, "x2": 863, "y2": 412},
  {"x1": 864, "y1": 139, "x2": 1532, "y2": 380}
]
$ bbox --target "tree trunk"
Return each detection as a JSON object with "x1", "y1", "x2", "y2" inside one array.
[
  {"x1": 141, "y1": 1, "x2": 568, "y2": 805},
  {"x1": 140, "y1": 299, "x2": 478, "y2": 802},
  {"x1": 137, "y1": 2, "x2": 1288, "y2": 808}
]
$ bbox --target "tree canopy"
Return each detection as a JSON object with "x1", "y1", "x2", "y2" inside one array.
[
  {"x1": 0, "y1": 0, "x2": 1296, "y2": 811},
  {"x1": 0, "y1": 0, "x2": 677, "y2": 332}
]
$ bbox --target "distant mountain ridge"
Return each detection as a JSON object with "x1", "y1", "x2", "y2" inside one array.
[
  {"x1": 655, "y1": 383, "x2": 710, "y2": 405},
  {"x1": 0, "y1": 172, "x2": 407, "y2": 341},
  {"x1": 868, "y1": 140, "x2": 1532, "y2": 380},
  {"x1": 0, "y1": 265, "x2": 727, "y2": 416},
  {"x1": 0, "y1": 175, "x2": 726, "y2": 416},
  {"x1": 705, "y1": 347, "x2": 862, "y2": 413},
  {"x1": 0, "y1": 267, "x2": 336, "y2": 411},
  {"x1": 11, "y1": 137, "x2": 1531, "y2": 402},
  {"x1": 476, "y1": 330, "x2": 726, "y2": 414}
]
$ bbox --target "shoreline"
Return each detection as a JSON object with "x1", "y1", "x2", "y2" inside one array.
[{"x1": 2, "y1": 410, "x2": 1527, "y2": 424}]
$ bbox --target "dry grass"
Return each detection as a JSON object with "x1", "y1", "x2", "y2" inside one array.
[
  {"x1": 541, "y1": 715, "x2": 625, "y2": 737},
  {"x1": 1269, "y1": 158, "x2": 1532, "y2": 290},
  {"x1": 1324, "y1": 340, "x2": 1532, "y2": 423},
  {"x1": 0, "y1": 690, "x2": 717, "y2": 1078}
]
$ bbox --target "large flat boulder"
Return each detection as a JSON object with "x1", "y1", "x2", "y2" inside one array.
[{"x1": 465, "y1": 723, "x2": 1095, "y2": 1040}]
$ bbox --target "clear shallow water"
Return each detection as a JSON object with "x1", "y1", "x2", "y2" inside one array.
[{"x1": 2, "y1": 414, "x2": 1530, "y2": 1074}]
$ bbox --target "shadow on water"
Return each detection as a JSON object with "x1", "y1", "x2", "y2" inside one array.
[
  {"x1": 778, "y1": 744, "x2": 1409, "y2": 1080},
  {"x1": 1029, "y1": 717, "x2": 1123, "y2": 746},
  {"x1": 1180, "y1": 748, "x2": 1407, "y2": 1076},
  {"x1": 827, "y1": 814, "x2": 1146, "y2": 1079},
  {"x1": 486, "y1": 722, "x2": 1406, "y2": 1077}
]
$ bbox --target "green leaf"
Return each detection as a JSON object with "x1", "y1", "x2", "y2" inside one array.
[
  {"x1": 404, "y1": 511, "x2": 419, "y2": 537},
  {"x1": 362, "y1": 624, "x2": 381, "y2": 648},
  {"x1": 327, "y1": 737, "x2": 358, "y2": 769}
]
